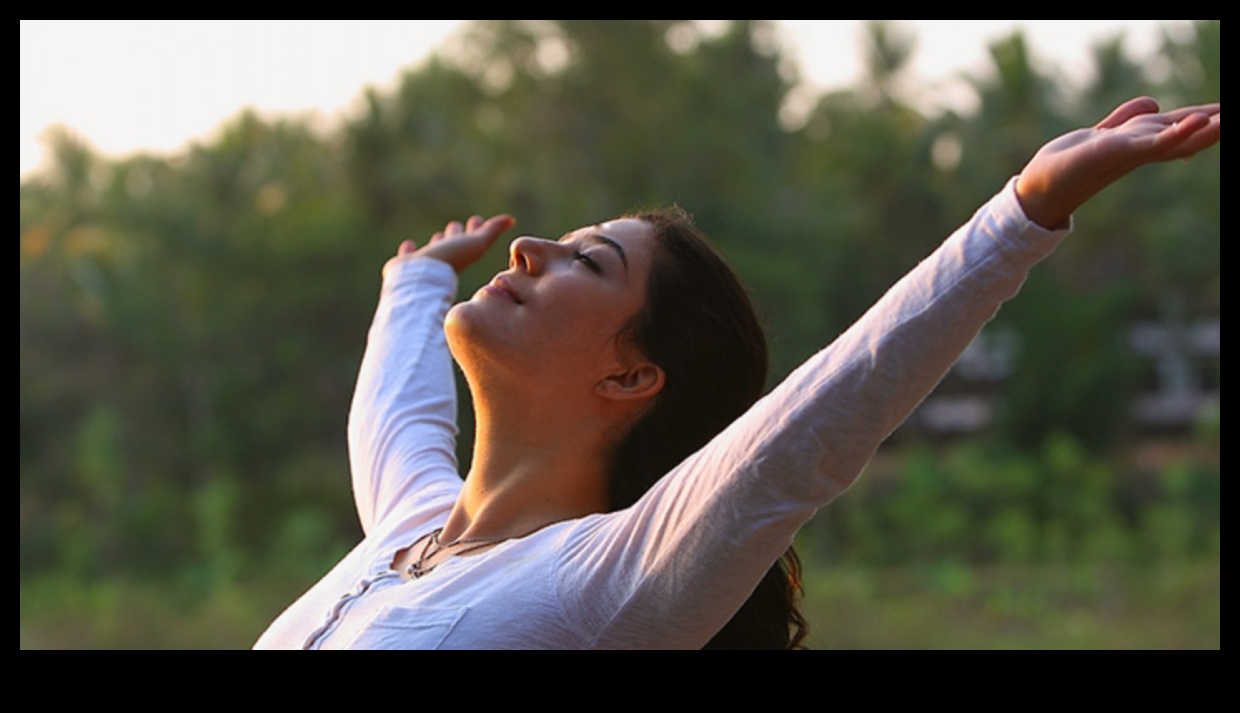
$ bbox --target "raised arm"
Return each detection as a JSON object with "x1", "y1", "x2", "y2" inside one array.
[
  {"x1": 349, "y1": 215, "x2": 514, "y2": 534},
  {"x1": 1016, "y1": 97, "x2": 1220, "y2": 230},
  {"x1": 563, "y1": 98, "x2": 1220, "y2": 649}
]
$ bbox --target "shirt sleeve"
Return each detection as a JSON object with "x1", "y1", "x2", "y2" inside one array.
[
  {"x1": 348, "y1": 257, "x2": 464, "y2": 536},
  {"x1": 559, "y1": 178, "x2": 1072, "y2": 648}
]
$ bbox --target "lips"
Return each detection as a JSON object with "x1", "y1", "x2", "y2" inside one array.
[{"x1": 486, "y1": 275, "x2": 522, "y2": 304}]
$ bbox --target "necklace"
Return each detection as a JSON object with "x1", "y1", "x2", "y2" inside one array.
[
  {"x1": 407, "y1": 529, "x2": 506, "y2": 579},
  {"x1": 406, "y1": 522, "x2": 560, "y2": 579}
]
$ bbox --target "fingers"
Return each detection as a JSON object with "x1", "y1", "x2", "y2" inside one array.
[
  {"x1": 429, "y1": 218, "x2": 473, "y2": 244},
  {"x1": 1097, "y1": 97, "x2": 1221, "y2": 132},
  {"x1": 478, "y1": 214, "x2": 516, "y2": 237},
  {"x1": 1096, "y1": 97, "x2": 1160, "y2": 129},
  {"x1": 1158, "y1": 111, "x2": 1221, "y2": 160},
  {"x1": 418, "y1": 214, "x2": 515, "y2": 247},
  {"x1": 1160, "y1": 103, "x2": 1221, "y2": 123},
  {"x1": 416, "y1": 213, "x2": 516, "y2": 257},
  {"x1": 434, "y1": 215, "x2": 513, "y2": 238},
  {"x1": 1093, "y1": 97, "x2": 1220, "y2": 163}
]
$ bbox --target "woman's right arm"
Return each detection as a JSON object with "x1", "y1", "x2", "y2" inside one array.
[{"x1": 348, "y1": 215, "x2": 514, "y2": 534}]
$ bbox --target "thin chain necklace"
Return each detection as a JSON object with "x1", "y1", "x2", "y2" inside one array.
[{"x1": 406, "y1": 522, "x2": 561, "y2": 579}]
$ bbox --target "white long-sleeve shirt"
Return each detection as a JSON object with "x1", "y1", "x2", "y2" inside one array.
[{"x1": 253, "y1": 179, "x2": 1068, "y2": 649}]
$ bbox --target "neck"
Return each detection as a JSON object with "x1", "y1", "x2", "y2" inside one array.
[{"x1": 441, "y1": 379, "x2": 615, "y2": 543}]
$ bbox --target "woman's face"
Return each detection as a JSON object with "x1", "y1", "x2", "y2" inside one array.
[{"x1": 446, "y1": 218, "x2": 657, "y2": 390}]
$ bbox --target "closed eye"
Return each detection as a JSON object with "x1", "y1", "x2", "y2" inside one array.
[
  {"x1": 559, "y1": 228, "x2": 629, "y2": 276},
  {"x1": 573, "y1": 249, "x2": 603, "y2": 274}
]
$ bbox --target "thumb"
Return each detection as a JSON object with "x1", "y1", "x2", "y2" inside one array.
[{"x1": 1096, "y1": 97, "x2": 1159, "y2": 129}]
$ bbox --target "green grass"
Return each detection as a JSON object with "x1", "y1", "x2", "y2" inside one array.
[
  {"x1": 19, "y1": 574, "x2": 303, "y2": 650},
  {"x1": 800, "y1": 561, "x2": 1220, "y2": 650}
]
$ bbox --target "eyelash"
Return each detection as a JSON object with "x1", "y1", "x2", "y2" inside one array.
[{"x1": 573, "y1": 250, "x2": 602, "y2": 273}]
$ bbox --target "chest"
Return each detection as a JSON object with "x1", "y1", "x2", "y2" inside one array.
[{"x1": 270, "y1": 535, "x2": 582, "y2": 650}]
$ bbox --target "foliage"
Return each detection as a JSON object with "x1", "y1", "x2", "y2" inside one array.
[
  {"x1": 800, "y1": 434, "x2": 1220, "y2": 567},
  {"x1": 20, "y1": 20, "x2": 1219, "y2": 648}
]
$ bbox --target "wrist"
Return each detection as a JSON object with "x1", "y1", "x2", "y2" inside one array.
[{"x1": 1015, "y1": 174, "x2": 1072, "y2": 231}]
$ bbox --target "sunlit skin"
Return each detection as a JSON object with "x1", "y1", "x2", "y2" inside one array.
[
  {"x1": 387, "y1": 97, "x2": 1219, "y2": 576},
  {"x1": 1015, "y1": 98, "x2": 1221, "y2": 229},
  {"x1": 388, "y1": 217, "x2": 664, "y2": 575}
]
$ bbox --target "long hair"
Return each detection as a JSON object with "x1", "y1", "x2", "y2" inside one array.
[{"x1": 608, "y1": 207, "x2": 808, "y2": 650}]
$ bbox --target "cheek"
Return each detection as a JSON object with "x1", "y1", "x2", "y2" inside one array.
[{"x1": 559, "y1": 301, "x2": 638, "y2": 348}]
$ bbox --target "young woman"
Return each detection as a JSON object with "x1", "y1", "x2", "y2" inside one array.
[{"x1": 255, "y1": 98, "x2": 1219, "y2": 649}]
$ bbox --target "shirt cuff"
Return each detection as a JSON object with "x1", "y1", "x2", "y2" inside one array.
[
  {"x1": 383, "y1": 255, "x2": 460, "y2": 297},
  {"x1": 1003, "y1": 175, "x2": 1074, "y2": 235},
  {"x1": 986, "y1": 176, "x2": 1073, "y2": 263}
]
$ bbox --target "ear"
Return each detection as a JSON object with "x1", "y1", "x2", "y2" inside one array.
[{"x1": 594, "y1": 363, "x2": 665, "y2": 403}]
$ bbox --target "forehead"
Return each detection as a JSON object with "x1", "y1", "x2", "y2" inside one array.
[
  {"x1": 563, "y1": 218, "x2": 651, "y2": 244},
  {"x1": 597, "y1": 218, "x2": 650, "y2": 242}
]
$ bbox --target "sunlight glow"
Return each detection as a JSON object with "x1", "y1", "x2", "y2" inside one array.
[{"x1": 20, "y1": 20, "x2": 1187, "y2": 180}]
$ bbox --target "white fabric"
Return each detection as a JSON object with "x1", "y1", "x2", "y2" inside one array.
[{"x1": 253, "y1": 179, "x2": 1069, "y2": 649}]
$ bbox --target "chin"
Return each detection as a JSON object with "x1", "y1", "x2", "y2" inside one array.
[
  {"x1": 444, "y1": 302, "x2": 479, "y2": 353},
  {"x1": 445, "y1": 301, "x2": 504, "y2": 372}
]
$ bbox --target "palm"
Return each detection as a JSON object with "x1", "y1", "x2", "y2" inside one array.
[{"x1": 1017, "y1": 97, "x2": 1220, "y2": 229}]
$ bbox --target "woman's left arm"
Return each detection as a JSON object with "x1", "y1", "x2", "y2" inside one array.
[{"x1": 563, "y1": 98, "x2": 1219, "y2": 648}]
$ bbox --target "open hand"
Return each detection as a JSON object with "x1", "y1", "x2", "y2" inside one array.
[
  {"x1": 384, "y1": 214, "x2": 516, "y2": 278},
  {"x1": 1016, "y1": 97, "x2": 1220, "y2": 230}
]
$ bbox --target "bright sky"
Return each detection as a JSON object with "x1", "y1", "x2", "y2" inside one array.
[{"x1": 19, "y1": 20, "x2": 1193, "y2": 181}]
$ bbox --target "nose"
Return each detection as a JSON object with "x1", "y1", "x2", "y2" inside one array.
[{"x1": 509, "y1": 236, "x2": 555, "y2": 275}]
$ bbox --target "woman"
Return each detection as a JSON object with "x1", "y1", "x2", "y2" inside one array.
[{"x1": 255, "y1": 98, "x2": 1219, "y2": 649}]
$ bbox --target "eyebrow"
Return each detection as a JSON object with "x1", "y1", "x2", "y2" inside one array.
[{"x1": 588, "y1": 232, "x2": 629, "y2": 272}]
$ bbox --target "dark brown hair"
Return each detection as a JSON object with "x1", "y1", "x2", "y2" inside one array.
[{"x1": 608, "y1": 207, "x2": 808, "y2": 650}]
